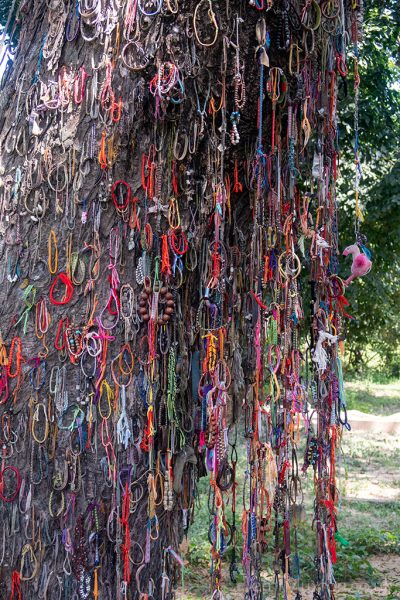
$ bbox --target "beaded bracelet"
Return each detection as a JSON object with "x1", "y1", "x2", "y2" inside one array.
[{"x1": 0, "y1": 465, "x2": 21, "y2": 502}]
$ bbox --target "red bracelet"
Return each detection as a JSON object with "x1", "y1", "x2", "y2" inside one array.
[
  {"x1": 250, "y1": 289, "x2": 268, "y2": 310},
  {"x1": 111, "y1": 180, "x2": 131, "y2": 213},
  {"x1": 336, "y1": 53, "x2": 348, "y2": 77},
  {"x1": 170, "y1": 229, "x2": 188, "y2": 255},
  {"x1": 54, "y1": 317, "x2": 69, "y2": 350},
  {"x1": 7, "y1": 337, "x2": 22, "y2": 379},
  {"x1": 49, "y1": 272, "x2": 74, "y2": 306},
  {"x1": 110, "y1": 97, "x2": 123, "y2": 123},
  {"x1": 0, "y1": 368, "x2": 9, "y2": 404},
  {"x1": 171, "y1": 160, "x2": 178, "y2": 195},
  {"x1": 0, "y1": 465, "x2": 21, "y2": 503},
  {"x1": 10, "y1": 570, "x2": 22, "y2": 600},
  {"x1": 141, "y1": 223, "x2": 153, "y2": 252},
  {"x1": 106, "y1": 288, "x2": 120, "y2": 316}
]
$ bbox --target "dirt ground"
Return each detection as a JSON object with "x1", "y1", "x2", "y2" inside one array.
[
  {"x1": 179, "y1": 400, "x2": 400, "y2": 600},
  {"x1": 181, "y1": 555, "x2": 400, "y2": 600}
]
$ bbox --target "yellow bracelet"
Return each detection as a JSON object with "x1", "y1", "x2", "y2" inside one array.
[
  {"x1": 49, "y1": 489, "x2": 65, "y2": 518},
  {"x1": 31, "y1": 402, "x2": 49, "y2": 444},
  {"x1": 193, "y1": 0, "x2": 219, "y2": 48},
  {"x1": 166, "y1": 0, "x2": 178, "y2": 14},
  {"x1": 20, "y1": 544, "x2": 39, "y2": 581},
  {"x1": 278, "y1": 251, "x2": 301, "y2": 280},
  {"x1": 168, "y1": 197, "x2": 181, "y2": 229},
  {"x1": 47, "y1": 229, "x2": 58, "y2": 275},
  {"x1": 98, "y1": 379, "x2": 113, "y2": 420}
]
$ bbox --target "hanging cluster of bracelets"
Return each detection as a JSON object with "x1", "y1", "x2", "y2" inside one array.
[{"x1": 0, "y1": 0, "x2": 364, "y2": 599}]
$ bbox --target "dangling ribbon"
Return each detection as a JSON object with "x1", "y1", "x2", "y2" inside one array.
[
  {"x1": 337, "y1": 295, "x2": 353, "y2": 319},
  {"x1": 10, "y1": 571, "x2": 22, "y2": 600},
  {"x1": 117, "y1": 385, "x2": 132, "y2": 449}
]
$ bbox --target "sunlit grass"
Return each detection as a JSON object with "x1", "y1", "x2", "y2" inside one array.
[{"x1": 345, "y1": 380, "x2": 400, "y2": 415}]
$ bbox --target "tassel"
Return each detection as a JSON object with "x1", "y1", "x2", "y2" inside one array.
[
  {"x1": 117, "y1": 386, "x2": 132, "y2": 449},
  {"x1": 313, "y1": 331, "x2": 337, "y2": 374},
  {"x1": 10, "y1": 571, "x2": 22, "y2": 600},
  {"x1": 161, "y1": 234, "x2": 171, "y2": 276},
  {"x1": 93, "y1": 569, "x2": 99, "y2": 599},
  {"x1": 145, "y1": 520, "x2": 151, "y2": 563}
]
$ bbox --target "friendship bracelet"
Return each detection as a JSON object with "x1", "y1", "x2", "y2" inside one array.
[
  {"x1": 0, "y1": 465, "x2": 21, "y2": 502},
  {"x1": 49, "y1": 273, "x2": 74, "y2": 306}
]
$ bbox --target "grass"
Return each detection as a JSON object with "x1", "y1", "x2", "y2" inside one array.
[
  {"x1": 344, "y1": 379, "x2": 400, "y2": 415},
  {"x1": 181, "y1": 379, "x2": 400, "y2": 599},
  {"x1": 342, "y1": 499, "x2": 400, "y2": 532}
]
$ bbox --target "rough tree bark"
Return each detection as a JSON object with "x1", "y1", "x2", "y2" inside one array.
[
  {"x1": 0, "y1": 0, "x2": 360, "y2": 599},
  {"x1": 0, "y1": 2, "x2": 258, "y2": 598}
]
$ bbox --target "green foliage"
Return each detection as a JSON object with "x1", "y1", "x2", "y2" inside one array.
[
  {"x1": 0, "y1": 1, "x2": 13, "y2": 28},
  {"x1": 387, "y1": 584, "x2": 400, "y2": 600},
  {"x1": 0, "y1": 0, "x2": 18, "y2": 30},
  {"x1": 338, "y1": 0, "x2": 400, "y2": 374},
  {"x1": 341, "y1": 161, "x2": 400, "y2": 375},
  {"x1": 294, "y1": 523, "x2": 400, "y2": 586}
]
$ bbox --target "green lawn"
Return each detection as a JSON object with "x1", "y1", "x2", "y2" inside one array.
[{"x1": 345, "y1": 380, "x2": 400, "y2": 415}]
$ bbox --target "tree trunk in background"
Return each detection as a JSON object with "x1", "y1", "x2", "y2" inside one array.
[{"x1": 0, "y1": 1, "x2": 361, "y2": 599}]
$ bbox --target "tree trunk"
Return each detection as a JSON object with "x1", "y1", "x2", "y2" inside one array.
[{"x1": 0, "y1": 1, "x2": 360, "y2": 599}]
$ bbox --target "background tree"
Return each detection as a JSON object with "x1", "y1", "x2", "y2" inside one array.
[{"x1": 338, "y1": 0, "x2": 400, "y2": 374}]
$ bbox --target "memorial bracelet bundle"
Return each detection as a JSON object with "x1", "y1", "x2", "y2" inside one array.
[{"x1": 0, "y1": 0, "x2": 365, "y2": 599}]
